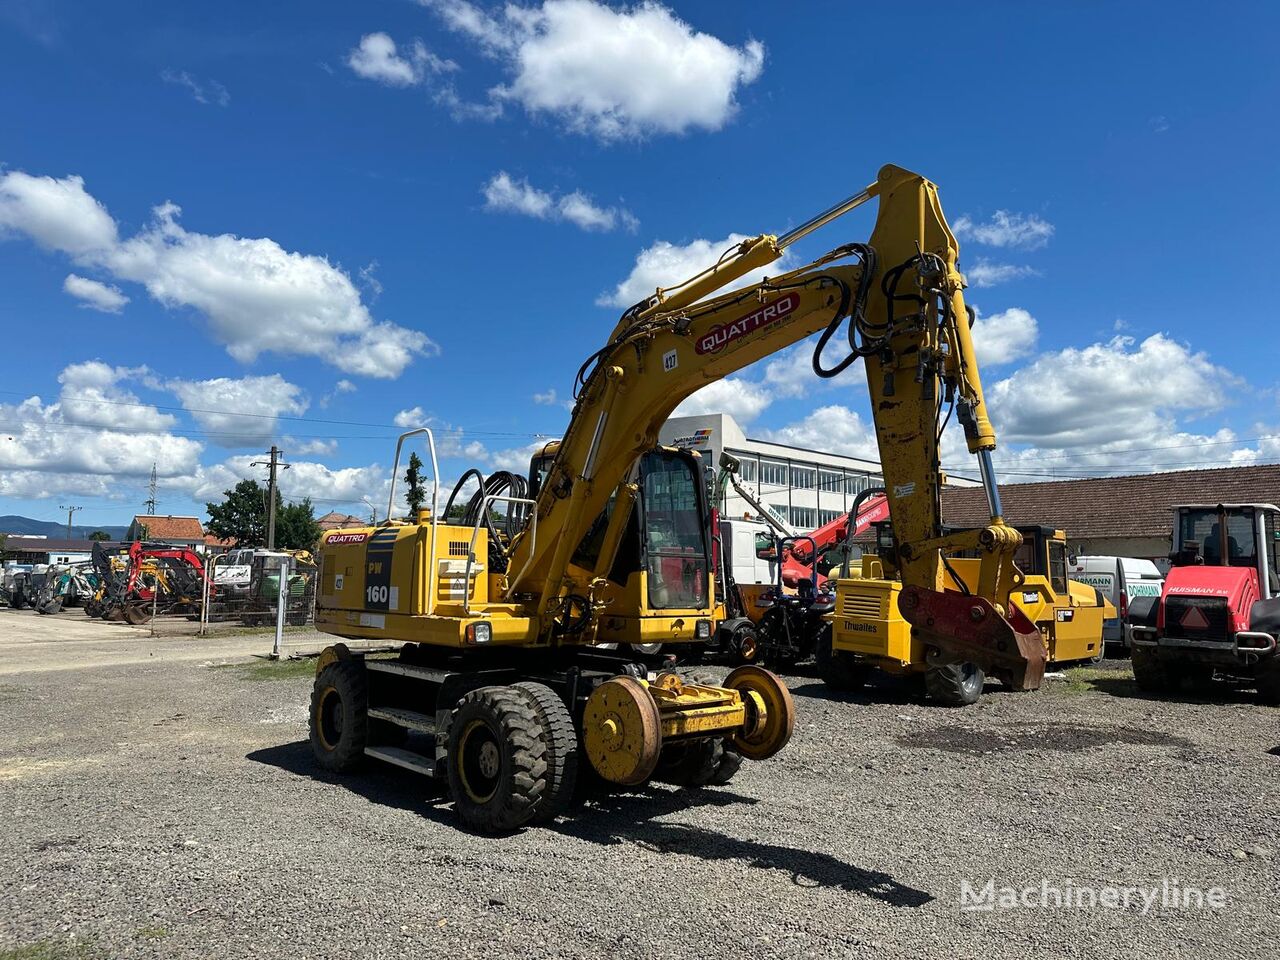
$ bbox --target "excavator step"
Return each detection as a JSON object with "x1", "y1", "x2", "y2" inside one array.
[
  {"x1": 364, "y1": 745, "x2": 435, "y2": 777},
  {"x1": 368, "y1": 706, "x2": 436, "y2": 733},
  {"x1": 365, "y1": 659, "x2": 453, "y2": 683}
]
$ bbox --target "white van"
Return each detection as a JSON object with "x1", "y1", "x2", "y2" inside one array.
[{"x1": 1067, "y1": 555, "x2": 1165, "y2": 650}]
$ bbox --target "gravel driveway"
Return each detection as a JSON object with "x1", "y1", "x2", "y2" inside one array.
[{"x1": 1, "y1": 616, "x2": 1277, "y2": 959}]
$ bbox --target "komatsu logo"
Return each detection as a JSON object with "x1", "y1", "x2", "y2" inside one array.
[
  {"x1": 695, "y1": 293, "x2": 800, "y2": 354},
  {"x1": 326, "y1": 532, "x2": 369, "y2": 545}
]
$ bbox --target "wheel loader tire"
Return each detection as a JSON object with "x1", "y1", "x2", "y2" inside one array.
[
  {"x1": 815, "y1": 626, "x2": 869, "y2": 691},
  {"x1": 512, "y1": 681, "x2": 579, "y2": 822},
  {"x1": 310, "y1": 659, "x2": 370, "y2": 774},
  {"x1": 925, "y1": 662, "x2": 985, "y2": 707},
  {"x1": 1130, "y1": 646, "x2": 1172, "y2": 693},
  {"x1": 1254, "y1": 658, "x2": 1280, "y2": 706},
  {"x1": 732, "y1": 622, "x2": 760, "y2": 665},
  {"x1": 446, "y1": 686, "x2": 548, "y2": 833}
]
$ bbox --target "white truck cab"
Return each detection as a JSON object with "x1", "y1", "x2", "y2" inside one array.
[{"x1": 1068, "y1": 555, "x2": 1164, "y2": 650}]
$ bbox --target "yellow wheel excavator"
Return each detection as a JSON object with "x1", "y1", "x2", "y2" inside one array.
[{"x1": 308, "y1": 165, "x2": 1046, "y2": 831}]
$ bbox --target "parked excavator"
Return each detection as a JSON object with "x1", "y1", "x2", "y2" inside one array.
[{"x1": 309, "y1": 164, "x2": 1045, "y2": 831}]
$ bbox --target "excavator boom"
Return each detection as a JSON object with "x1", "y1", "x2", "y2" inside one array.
[{"x1": 504, "y1": 164, "x2": 1044, "y2": 687}]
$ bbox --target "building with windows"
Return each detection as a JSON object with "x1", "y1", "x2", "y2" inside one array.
[{"x1": 658, "y1": 413, "x2": 978, "y2": 532}]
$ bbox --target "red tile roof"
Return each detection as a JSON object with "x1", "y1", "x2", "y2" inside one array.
[
  {"x1": 941, "y1": 465, "x2": 1280, "y2": 539},
  {"x1": 130, "y1": 515, "x2": 204, "y2": 540},
  {"x1": 317, "y1": 511, "x2": 368, "y2": 530}
]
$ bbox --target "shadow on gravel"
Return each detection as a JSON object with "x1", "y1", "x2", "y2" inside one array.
[
  {"x1": 248, "y1": 741, "x2": 931, "y2": 906},
  {"x1": 555, "y1": 788, "x2": 934, "y2": 908},
  {"x1": 247, "y1": 740, "x2": 449, "y2": 818}
]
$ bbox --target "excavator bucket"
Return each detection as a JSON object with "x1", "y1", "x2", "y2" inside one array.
[{"x1": 898, "y1": 585, "x2": 1047, "y2": 691}]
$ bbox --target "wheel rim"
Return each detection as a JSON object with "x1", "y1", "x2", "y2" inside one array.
[
  {"x1": 724, "y1": 665, "x2": 796, "y2": 760},
  {"x1": 738, "y1": 631, "x2": 758, "y2": 661},
  {"x1": 457, "y1": 719, "x2": 502, "y2": 803},
  {"x1": 960, "y1": 662, "x2": 983, "y2": 695},
  {"x1": 315, "y1": 686, "x2": 345, "y2": 750}
]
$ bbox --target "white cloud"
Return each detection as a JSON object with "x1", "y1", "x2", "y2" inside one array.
[
  {"x1": 533, "y1": 388, "x2": 557, "y2": 405},
  {"x1": 63, "y1": 273, "x2": 128, "y2": 313},
  {"x1": 425, "y1": 0, "x2": 765, "y2": 140},
  {"x1": 167, "y1": 374, "x2": 309, "y2": 448},
  {"x1": 969, "y1": 307, "x2": 1038, "y2": 366},
  {"x1": 346, "y1": 32, "x2": 456, "y2": 87},
  {"x1": 758, "y1": 405, "x2": 882, "y2": 462},
  {"x1": 598, "y1": 233, "x2": 793, "y2": 309},
  {"x1": 0, "y1": 171, "x2": 118, "y2": 256},
  {"x1": 965, "y1": 259, "x2": 1038, "y2": 288},
  {"x1": 285, "y1": 437, "x2": 339, "y2": 457},
  {"x1": 161, "y1": 70, "x2": 230, "y2": 106},
  {"x1": 954, "y1": 211, "x2": 1053, "y2": 250},
  {"x1": 0, "y1": 170, "x2": 436, "y2": 379},
  {"x1": 394, "y1": 406, "x2": 426, "y2": 428},
  {"x1": 482, "y1": 172, "x2": 637, "y2": 232},
  {"x1": 0, "y1": 363, "x2": 201, "y2": 497},
  {"x1": 987, "y1": 334, "x2": 1239, "y2": 450},
  {"x1": 185, "y1": 456, "x2": 387, "y2": 505},
  {"x1": 673, "y1": 378, "x2": 771, "y2": 424}
]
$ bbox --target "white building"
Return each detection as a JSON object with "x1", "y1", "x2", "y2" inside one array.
[{"x1": 659, "y1": 412, "x2": 978, "y2": 531}]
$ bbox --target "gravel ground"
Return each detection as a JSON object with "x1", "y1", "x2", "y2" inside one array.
[{"x1": 1, "y1": 614, "x2": 1278, "y2": 959}]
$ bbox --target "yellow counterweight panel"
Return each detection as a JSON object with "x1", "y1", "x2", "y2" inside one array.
[{"x1": 831, "y1": 574, "x2": 916, "y2": 665}]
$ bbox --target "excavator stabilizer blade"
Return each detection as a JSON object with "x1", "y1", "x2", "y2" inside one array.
[{"x1": 898, "y1": 586, "x2": 1047, "y2": 691}]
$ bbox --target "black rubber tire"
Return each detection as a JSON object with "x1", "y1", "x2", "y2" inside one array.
[
  {"x1": 446, "y1": 686, "x2": 548, "y2": 833},
  {"x1": 1176, "y1": 663, "x2": 1216, "y2": 695},
  {"x1": 309, "y1": 660, "x2": 369, "y2": 773},
  {"x1": 1131, "y1": 646, "x2": 1172, "y2": 693},
  {"x1": 732, "y1": 622, "x2": 760, "y2": 664},
  {"x1": 655, "y1": 738, "x2": 725, "y2": 787},
  {"x1": 512, "y1": 681, "x2": 579, "y2": 822},
  {"x1": 815, "y1": 625, "x2": 869, "y2": 691},
  {"x1": 678, "y1": 671, "x2": 744, "y2": 786},
  {"x1": 925, "y1": 662, "x2": 985, "y2": 707},
  {"x1": 707, "y1": 744, "x2": 743, "y2": 786},
  {"x1": 1256, "y1": 659, "x2": 1280, "y2": 706}
]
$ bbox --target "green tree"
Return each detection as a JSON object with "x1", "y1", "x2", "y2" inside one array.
[
  {"x1": 276, "y1": 497, "x2": 321, "y2": 551},
  {"x1": 88, "y1": 530, "x2": 111, "y2": 541},
  {"x1": 404, "y1": 452, "x2": 426, "y2": 518},
  {"x1": 206, "y1": 479, "x2": 268, "y2": 547},
  {"x1": 0, "y1": 533, "x2": 7, "y2": 560}
]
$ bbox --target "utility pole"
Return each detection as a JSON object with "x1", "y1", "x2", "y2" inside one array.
[
  {"x1": 58, "y1": 504, "x2": 82, "y2": 538},
  {"x1": 251, "y1": 446, "x2": 290, "y2": 549},
  {"x1": 144, "y1": 463, "x2": 158, "y2": 515}
]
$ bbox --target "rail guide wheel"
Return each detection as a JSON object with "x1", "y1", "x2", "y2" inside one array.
[
  {"x1": 583, "y1": 676, "x2": 662, "y2": 785},
  {"x1": 723, "y1": 665, "x2": 796, "y2": 760}
]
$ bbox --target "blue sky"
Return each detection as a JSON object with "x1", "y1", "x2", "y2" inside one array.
[{"x1": 1, "y1": 0, "x2": 1278, "y2": 530}]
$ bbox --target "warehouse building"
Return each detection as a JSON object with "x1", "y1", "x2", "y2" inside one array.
[
  {"x1": 942, "y1": 464, "x2": 1280, "y2": 570},
  {"x1": 658, "y1": 412, "x2": 978, "y2": 530},
  {"x1": 0, "y1": 537, "x2": 100, "y2": 565}
]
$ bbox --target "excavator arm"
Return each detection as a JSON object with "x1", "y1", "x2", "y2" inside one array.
[{"x1": 504, "y1": 164, "x2": 1045, "y2": 688}]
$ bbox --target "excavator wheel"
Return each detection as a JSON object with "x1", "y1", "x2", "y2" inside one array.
[
  {"x1": 446, "y1": 686, "x2": 548, "y2": 833},
  {"x1": 723, "y1": 666, "x2": 795, "y2": 760},
  {"x1": 310, "y1": 659, "x2": 370, "y2": 773},
  {"x1": 924, "y1": 662, "x2": 985, "y2": 707},
  {"x1": 512, "y1": 681, "x2": 580, "y2": 822},
  {"x1": 815, "y1": 625, "x2": 870, "y2": 692},
  {"x1": 654, "y1": 738, "x2": 726, "y2": 787}
]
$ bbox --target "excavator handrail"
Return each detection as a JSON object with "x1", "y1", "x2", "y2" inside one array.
[{"x1": 387, "y1": 427, "x2": 441, "y2": 614}]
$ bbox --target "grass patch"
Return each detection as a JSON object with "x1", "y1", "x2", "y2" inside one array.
[
  {"x1": 212, "y1": 657, "x2": 317, "y2": 682},
  {"x1": 0, "y1": 941, "x2": 100, "y2": 960},
  {"x1": 1060, "y1": 663, "x2": 1135, "y2": 695},
  {"x1": 134, "y1": 926, "x2": 168, "y2": 941}
]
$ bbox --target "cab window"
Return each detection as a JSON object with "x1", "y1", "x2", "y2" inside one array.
[{"x1": 1048, "y1": 541, "x2": 1068, "y2": 595}]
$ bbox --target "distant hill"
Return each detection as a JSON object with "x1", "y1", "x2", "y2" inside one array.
[{"x1": 0, "y1": 516, "x2": 131, "y2": 540}]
